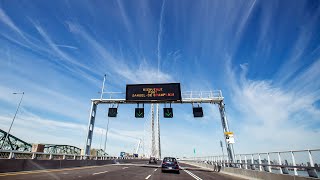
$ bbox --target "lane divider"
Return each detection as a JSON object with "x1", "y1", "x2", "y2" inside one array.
[
  {"x1": 93, "y1": 171, "x2": 108, "y2": 175},
  {"x1": 145, "y1": 168, "x2": 158, "y2": 180},
  {"x1": 145, "y1": 174, "x2": 151, "y2": 179},
  {"x1": 122, "y1": 167, "x2": 129, "y2": 169},
  {"x1": 184, "y1": 170, "x2": 203, "y2": 180}
]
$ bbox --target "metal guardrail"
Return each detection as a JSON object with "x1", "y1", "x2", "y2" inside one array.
[
  {"x1": 184, "y1": 149, "x2": 320, "y2": 178},
  {"x1": 0, "y1": 150, "x2": 145, "y2": 161}
]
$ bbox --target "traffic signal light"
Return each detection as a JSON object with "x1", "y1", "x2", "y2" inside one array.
[
  {"x1": 135, "y1": 108, "x2": 144, "y2": 118},
  {"x1": 163, "y1": 108, "x2": 173, "y2": 118},
  {"x1": 108, "y1": 108, "x2": 118, "y2": 117},
  {"x1": 193, "y1": 107, "x2": 203, "y2": 117}
]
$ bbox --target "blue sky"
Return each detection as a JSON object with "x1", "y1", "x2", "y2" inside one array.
[{"x1": 0, "y1": 0, "x2": 319, "y2": 157}]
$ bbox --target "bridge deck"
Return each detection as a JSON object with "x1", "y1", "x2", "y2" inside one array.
[{"x1": 0, "y1": 161, "x2": 244, "y2": 180}]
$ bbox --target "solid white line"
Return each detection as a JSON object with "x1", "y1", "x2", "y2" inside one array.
[
  {"x1": 184, "y1": 170, "x2": 203, "y2": 180},
  {"x1": 145, "y1": 174, "x2": 152, "y2": 179},
  {"x1": 92, "y1": 171, "x2": 108, "y2": 175}
]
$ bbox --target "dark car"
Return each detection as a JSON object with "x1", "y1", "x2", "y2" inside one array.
[
  {"x1": 149, "y1": 156, "x2": 157, "y2": 164},
  {"x1": 161, "y1": 157, "x2": 180, "y2": 174}
]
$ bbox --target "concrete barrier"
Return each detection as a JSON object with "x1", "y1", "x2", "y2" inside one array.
[
  {"x1": 182, "y1": 161, "x2": 317, "y2": 180},
  {"x1": 0, "y1": 159, "x2": 146, "y2": 173},
  {"x1": 221, "y1": 167, "x2": 317, "y2": 180}
]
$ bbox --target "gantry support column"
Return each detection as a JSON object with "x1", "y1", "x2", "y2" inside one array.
[
  {"x1": 85, "y1": 101, "x2": 98, "y2": 156},
  {"x1": 218, "y1": 102, "x2": 235, "y2": 163}
]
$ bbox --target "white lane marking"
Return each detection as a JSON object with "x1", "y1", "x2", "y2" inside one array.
[
  {"x1": 184, "y1": 170, "x2": 203, "y2": 180},
  {"x1": 92, "y1": 171, "x2": 108, "y2": 175},
  {"x1": 145, "y1": 174, "x2": 152, "y2": 179},
  {"x1": 154, "y1": 169, "x2": 157, "y2": 172},
  {"x1": 62, "y1": 172, "x2": 68, "y2": 174},
  {"x1": 122, "y1": 167, "x2": 129, "y2": 169}
]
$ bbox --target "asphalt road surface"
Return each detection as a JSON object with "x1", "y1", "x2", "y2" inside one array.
[{"x1": 0, "y1": 161, "x2": 246, "y2": 180}]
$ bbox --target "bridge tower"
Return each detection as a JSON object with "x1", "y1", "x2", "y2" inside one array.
[
  {"x1": 156, "y1": 104, "x2": 161, "y2": 159},
  {"x1": 150, "y1": 104, "x2": 156, "y2": 157}
]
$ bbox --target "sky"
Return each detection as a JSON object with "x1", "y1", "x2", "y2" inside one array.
[{"x1": 0, "y1": 0, "x2": 320, "y2": 158}]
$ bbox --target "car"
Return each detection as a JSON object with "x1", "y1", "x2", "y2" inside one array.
[
  {"x1": 161, "y1": 157, "x2": 180, "y2": 174},
  {"x1": 149, "y1": 156, "x2": 157, "y2": 164}
]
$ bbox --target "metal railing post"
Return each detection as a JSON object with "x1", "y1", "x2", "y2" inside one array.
[
  {"x1": 267, "y1": 153, "x2": 272, "y2": 172},
  {"x1": 239, "y1": 155, "x2": 242, "y2": 168},
  {"x1": 291, "y1": 151, "x2": 298, "y2": 176},
  {"x1": 258, "y1": 153, "x2": 262, "y2": 171},
  {"x1": 251, "y1": 154, "x2": 254, "y2": 170},
  {"x1": 307, "y1": 150, "x2": 319, "y2": 178},
  {"x1": 8, "y1": 152, "x2": 15, "y2": 159},
  {"x1": 32, "y1": 153, "x2": 36, "y2": 159},
  {"x1": 308, "y1": 150, "x2": 315, "y2": 167},
  {"x1": 278, "y1": 152, "x2": 283, "y2": 174},
  {"x1": 244, "y1": 155, "x2": 248, "y2": 169}
]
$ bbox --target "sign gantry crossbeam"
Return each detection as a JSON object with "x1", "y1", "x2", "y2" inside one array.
[
  {"x1": 92, "y1": 89, "x2": 225, "y2": 104},
  {"x1": 91, "y1": 97, "x2": 224, "y2": 105}
]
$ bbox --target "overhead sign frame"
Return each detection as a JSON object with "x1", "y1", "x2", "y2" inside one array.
[{"x1": 84, "y1": 75, "x2": 234, "y2": 163}]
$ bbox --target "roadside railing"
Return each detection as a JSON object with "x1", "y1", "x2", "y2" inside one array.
[
  {"x1": 183, "y1": 149, "x2": 320, "y2": 178},
  {"x1": 0, "y1": 150, "x2": 145, "y2": 161}
]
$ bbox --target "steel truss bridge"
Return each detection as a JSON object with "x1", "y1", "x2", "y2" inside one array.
[{"x1": 0, "y1": 128, "x2": 107, "y2": 156}]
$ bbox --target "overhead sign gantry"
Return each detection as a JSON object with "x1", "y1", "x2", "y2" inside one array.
[{"x1": 84, "y1": 76, "x2": 235, "y2": 162}]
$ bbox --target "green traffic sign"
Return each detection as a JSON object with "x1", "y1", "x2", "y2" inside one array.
[
  {"x1": 108, "y1": 108, "x2": 117, "y2": 117},
  {"x1": 135, "y1": 108, "x2": 144, "y2": 118},
  {"x1": 163, "y1": 108, "x2": 173, "y2": 118}
]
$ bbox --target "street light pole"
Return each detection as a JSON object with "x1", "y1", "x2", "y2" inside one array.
[{"x1": 0, "y1": 92, "x2": 24, "y2": 150}]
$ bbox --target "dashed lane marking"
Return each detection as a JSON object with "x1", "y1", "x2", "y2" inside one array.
[
  {"x1": 92, "y1": 171, "x2": 108, "y2": 175},
  {"x1": 145, "y1": 174, "x2": 152, "y2": 179}
]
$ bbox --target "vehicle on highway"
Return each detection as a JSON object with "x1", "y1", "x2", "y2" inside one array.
[
  {"x1": 161, "y1": 157, "x2": 180, "y2": 174},
  {"x1": 149, "y1": 156, "x2": 157, "y2": 164}
]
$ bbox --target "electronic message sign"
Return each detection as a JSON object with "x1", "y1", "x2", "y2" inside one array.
[{"x1": 126, "y1": 83, "x2": 181, "y2": 102}]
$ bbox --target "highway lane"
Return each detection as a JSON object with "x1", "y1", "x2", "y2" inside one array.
[{"x1": 0, "y1": 161, "x2": 246, "y2": 180}]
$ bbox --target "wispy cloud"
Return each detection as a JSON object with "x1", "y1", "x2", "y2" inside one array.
[
  {"x1": 54, "y1": 44, "x2": 78, "y2": 49},
  {"x1": 157, "y1": 0, "x2": 165, "y2": 80},
  {"x1": 0, "y1": 7, "x2": 27, "y2": 41},
  {"x1": 116, "y1": 0, "x2": 132, "y2": 32},
  {"x1": 225, "y1": 58, "x2": 320, "y2": 153},
  {"x1": 66, "y1": 21, "x2": 174, "y2": 84}
]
